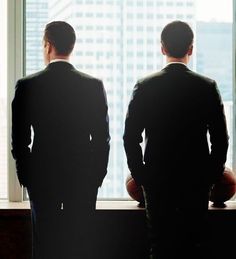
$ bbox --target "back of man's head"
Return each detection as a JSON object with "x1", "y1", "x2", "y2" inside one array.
[
  {"x1": 44, "y1": 21, "x2": 76, "y2": 56},
  {"x1": 161, "y1": 21, "x2": 194, "y2": 58}
]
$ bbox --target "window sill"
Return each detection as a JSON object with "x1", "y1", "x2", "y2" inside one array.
[
  {"x1": 0, "y1": 200, "x2": 236, "y2": 210},
  {"x1": 0, "y1": 200, "x2": 143, "y2": 211}
]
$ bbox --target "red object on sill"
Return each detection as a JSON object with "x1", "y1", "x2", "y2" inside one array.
[
  {"x1": 209, "y1": 167, "x2": 236, "y2": 208},
  {"x1": 126, "y1": 174, "x2": 145, "y2": 207}
]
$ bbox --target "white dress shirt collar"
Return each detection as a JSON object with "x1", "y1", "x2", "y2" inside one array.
[
  {"x1": 164, "y1": 62, "x2": 187, "y2": 68},
  {"x1": 49, "y1": 59, "x2": 70, "y2": 64}
]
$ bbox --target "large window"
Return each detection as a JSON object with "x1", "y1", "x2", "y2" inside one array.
[
  {"x1": 0, "y1": 0, "x2": 8, "y2": 199},
  {"x1": 23, "y1": 0, "x2": 233, "y2": 199}
]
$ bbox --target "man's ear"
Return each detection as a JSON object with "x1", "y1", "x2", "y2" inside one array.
[
  {"x1": 161, "y1": 45, "x2": 168, "y2": 56},
  {"x1": 45, "y1": 41, "x2": 52, "y2": 55},
  {"x1": 188, "y1": 45, "x2": 193, "y2": 56}
]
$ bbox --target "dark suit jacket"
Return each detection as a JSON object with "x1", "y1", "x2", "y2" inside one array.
[
  {"x1": 11, "y1": 61, "x2": 110, "y2": 200},
  {"x1": 123, "y1": 63, "x2": 229, "y2": 196}
]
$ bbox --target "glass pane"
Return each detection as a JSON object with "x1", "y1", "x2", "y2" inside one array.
[
  {"x1": 0, "y1": 0, "x2": 8, "y2": 199},
  {"x1": 25, "y1": 0, "x2": 233, "y2": 199},
  {"x1": 196, "y1": 0, "x2": 233, "y2": 169}
]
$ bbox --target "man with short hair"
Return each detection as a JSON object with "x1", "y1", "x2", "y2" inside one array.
[
  {"x1": 12, "y1": 21, "x2": 110, "y2": 259},
  {"x1": 123, "y1": 21, "x2": 229, "y2": 259}
]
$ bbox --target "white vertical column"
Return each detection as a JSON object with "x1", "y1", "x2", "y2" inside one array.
[
  {"x1": 233, "y1": 0, "x2": 236, "y2": 173},
  {"x1": 8, "y1": 0, "x2": 24, "y2": 201},
  {"x1": 0, "y1": 0, "x2": 8, "y2": 199}
]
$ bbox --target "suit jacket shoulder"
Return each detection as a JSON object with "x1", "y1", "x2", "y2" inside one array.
[
  {"x1": 135, "y1": 67, "x2": 218, "y2": 101},
  {"x1": 139, "y1": 67, "x2": 215, "y2": 85},
  {"x1": 16, "y1": 65, "x2": 104, "y2": 95},
  {"x1": 74, "y1": 69, "x2": 101, "y2": 83},
  {"x1": 16, "y1": 69, "x2": 46, "y2": 87},
  {"x1": 186, "y1": 69, "x2": 216, "y2": 86},
  {"x1": 137, "y1": 70, "x2": 166, "y2": 87}
]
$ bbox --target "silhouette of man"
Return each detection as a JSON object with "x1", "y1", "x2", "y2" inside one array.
[
  {"x1": 11, "y1": 21, "x2": 110, "y2": 259},
  {"x1": 123, "y1": 21, "x2": 229, "y2": 259}
]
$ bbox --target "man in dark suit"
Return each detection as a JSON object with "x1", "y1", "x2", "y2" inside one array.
[
  {"x1": 123, "y1": 21, "x2": 229, "y2": 259},
  {"x1": 11, "y1": 21, "x2": 110, "y2": 259}
]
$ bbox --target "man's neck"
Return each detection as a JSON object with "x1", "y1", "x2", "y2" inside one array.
[
  {"x1": 166, "y1": 56, "x2": 189, "y2": 65},
  {"x1": 49, "y1": 55, "x2": 70, "y2": 63}
]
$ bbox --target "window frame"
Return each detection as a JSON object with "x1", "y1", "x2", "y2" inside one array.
[
  {"x1": 7, "y1": 0, "x2": 25, "y2": 201},
  {"x1": 6, "y1": 0, "x2": 236, "y2": 202},
  {"x1": 233, "y1": 0, "x2": 236, "y2": 172}
]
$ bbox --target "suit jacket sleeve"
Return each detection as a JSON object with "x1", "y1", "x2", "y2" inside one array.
[
  {"x1": 123, "y1": 82, "x2": 146, "y2": 185},
  {"x1": 11, "y1": 80, "x2": 32, "y2": 187},
  {"x1": 90, "y1": 81, "x2": 110, "y2": 187},
  {"x1": 207, "y1": 80, "x2": 229, "y2": 183}
]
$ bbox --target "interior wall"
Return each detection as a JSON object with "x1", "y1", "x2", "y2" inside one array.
[{"x1": 0, "y1": 209, "x2": 236, "y2": 259}]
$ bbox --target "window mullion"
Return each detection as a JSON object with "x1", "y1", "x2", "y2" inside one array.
[{"x1": 7, "y1": 0, "x2": 24, "y2": 202}]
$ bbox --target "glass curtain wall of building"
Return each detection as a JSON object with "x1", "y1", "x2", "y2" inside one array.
[
  {"x1": 0, "y1": 0, "x2": 8, "y2": 199},
  {"x1": 24, "y1": 0, "x2": 233, "y2": 199}
]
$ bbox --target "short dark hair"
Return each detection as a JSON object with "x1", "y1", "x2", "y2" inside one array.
[
  {"x1": 44, "y1": 21, "x2": 76, "y2": 56},
  {"x1": 161, "y1": 21, "x2": 194, "y2": 58}
]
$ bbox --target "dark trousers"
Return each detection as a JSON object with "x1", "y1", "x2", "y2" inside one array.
[
  {"x1": 143, "y1": 185, "x2": 211, "y2": 259},
  {"x1": 28, "y1": 188, "x2": 98, "y2": 259}
]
